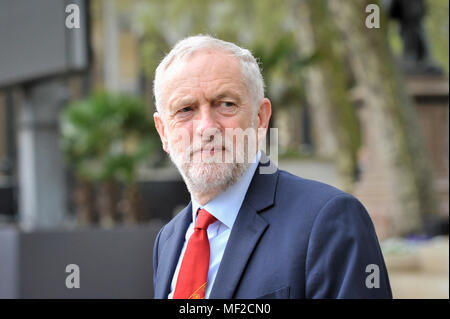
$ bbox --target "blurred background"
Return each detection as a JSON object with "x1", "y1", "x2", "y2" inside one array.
[{"x1": 0, "y1": 0, "x2": 448, "y2": 298}]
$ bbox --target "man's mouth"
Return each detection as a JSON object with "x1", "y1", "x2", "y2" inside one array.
[{"x1": 199, "y1": 146, "x2": 226, "y2": 156}]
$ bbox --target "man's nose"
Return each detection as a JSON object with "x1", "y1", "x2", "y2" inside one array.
[{"x1": 194, "y1": 105, "x2": 220, "y2": 137}]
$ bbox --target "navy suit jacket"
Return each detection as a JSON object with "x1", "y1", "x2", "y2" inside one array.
[{"x1": 153, "y1": 157, "x2": 392, "y2": 299}]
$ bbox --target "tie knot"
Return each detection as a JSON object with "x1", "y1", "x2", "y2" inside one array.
[{"x1": 195, "y1": 209, "x2": 217, "y2": 230}]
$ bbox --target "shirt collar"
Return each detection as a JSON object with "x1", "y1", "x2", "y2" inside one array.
[{"x1": 191, "y1": 150, "x2": 261, "y2": 229}]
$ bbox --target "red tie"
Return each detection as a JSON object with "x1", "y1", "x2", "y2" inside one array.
[{"x1": 173, "y1": 209, "x2": 217, "y2": 299}]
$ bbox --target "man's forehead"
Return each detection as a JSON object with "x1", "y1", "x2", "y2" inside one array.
[
  {"x1": 164, "y1": 49, "x2": 242, "y2": 81},
  {"x1": 162, "y1": 50, "x2": 247, "y2": 98}
]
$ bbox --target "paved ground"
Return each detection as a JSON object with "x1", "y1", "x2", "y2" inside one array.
[
  {"x1": 384, "y1": 236, "x2": 449, "y2": 299},
  {"x1": 389, "y1": 272, "x2": 449, "y2": 298}
]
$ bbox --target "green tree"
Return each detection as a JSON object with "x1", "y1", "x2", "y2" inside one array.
[
  {"x1": 61, "y1": 91, "x2": 159, "y2": 226},
  {"x1": 295, "y1": 0, "x2": 362, "y2": 192},
  {"x1": 328, "y1": 0, "x2": 437, "y2": 235}
]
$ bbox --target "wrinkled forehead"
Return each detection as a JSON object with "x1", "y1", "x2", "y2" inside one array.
[
  {"x1": 164, "y1": 48, "x2": 244, "y2": 83},
  {"x1": 165, "y1": 46, "x2": 241, "y2": 71}
]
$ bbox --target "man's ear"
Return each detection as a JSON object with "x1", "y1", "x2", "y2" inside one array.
[
  {"x1": 153, "y1": 112, "x2": 169, "y2": 153},
  {"x1": 257, "y1": 98, "x2": 272, "y2": 130}
]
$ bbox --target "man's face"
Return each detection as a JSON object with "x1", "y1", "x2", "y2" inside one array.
[{"x1": 154, "y1": 49, "x2": 271, "y2": 198}]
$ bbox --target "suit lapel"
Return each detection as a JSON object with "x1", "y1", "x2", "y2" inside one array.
[
  {"x1": 209, "y1": 201, "x2": 269, "y2": 298},
  {"x1": 155, "y1": 202, "x2": 192, "y2": 298},
  {"x1": 209, "y1": 156, "x2": 279, "y2": 298}
]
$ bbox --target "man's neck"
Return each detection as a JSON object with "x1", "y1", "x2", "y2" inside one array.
[
  {"x1": 194, "y1": 189, "x2": 222, "y2": 206},
  {"x1": 192, "y1": 165, "x2": 250, "y2": 206}
]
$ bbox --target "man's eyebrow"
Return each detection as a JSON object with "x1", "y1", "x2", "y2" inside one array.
[
  {"x1": 212, "y1": 91, "x2": 241, "y2": 102},
  {"x1": 169, "y1": 90, "x2": 242, "y2": 110},
  {"x1": 172, "y1": 96, "x2": 197, "y2": 108}
]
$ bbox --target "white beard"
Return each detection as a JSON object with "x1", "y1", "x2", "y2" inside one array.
[{"x1": 167, "y1": 130, "x2": 254, "y2": 199}]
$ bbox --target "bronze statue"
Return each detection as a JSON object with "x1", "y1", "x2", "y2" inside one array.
[{"x1": 387, "y1": 0, "x2": 441, "y2": 74}]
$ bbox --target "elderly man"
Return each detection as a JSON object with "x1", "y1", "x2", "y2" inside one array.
[{"x1": 152, "y1": 35, "x2": 392, "y2": 299}]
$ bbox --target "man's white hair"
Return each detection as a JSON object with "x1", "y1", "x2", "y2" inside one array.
[{"x1": 153, "y1": 34, "x2": 265, "y2": 116}]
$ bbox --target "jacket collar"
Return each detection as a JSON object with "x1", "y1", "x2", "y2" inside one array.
[{"x1": 209, "y1": 153, "x2": 279, "y2": 298}]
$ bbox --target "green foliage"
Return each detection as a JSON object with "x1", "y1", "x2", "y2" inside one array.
[
  {"x1": 60, "y1": 92, "x2": 158, "y2": 183},
  {"x1": 309, "y1": 0, "x2": 362, "y2": 165},
  {"x1": 425, "y1": 0, "x2": 449, "y2": 75}
]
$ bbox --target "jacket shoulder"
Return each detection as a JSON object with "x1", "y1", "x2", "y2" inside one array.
[
  {"x1": 273, "y1": 168, "x2": 372, "y2": 224},
  {"x1": 276, "y1": 169, "x2": 348, "y2": 203},
  {"x1": 157, "y1": 204, "x2": 191, "y2": 242}
]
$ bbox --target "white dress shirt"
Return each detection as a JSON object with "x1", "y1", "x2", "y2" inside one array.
[{"x1": 168, "y1": 151, "x2": 261, "y2": 299}]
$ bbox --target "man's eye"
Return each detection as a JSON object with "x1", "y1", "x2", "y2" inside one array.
[
  {"x1": 220, "y1": 101, "x2": 235, "y2": 107},
  {"x1": 180, "y1": 106, "x2": 192, "y2": 112}
]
